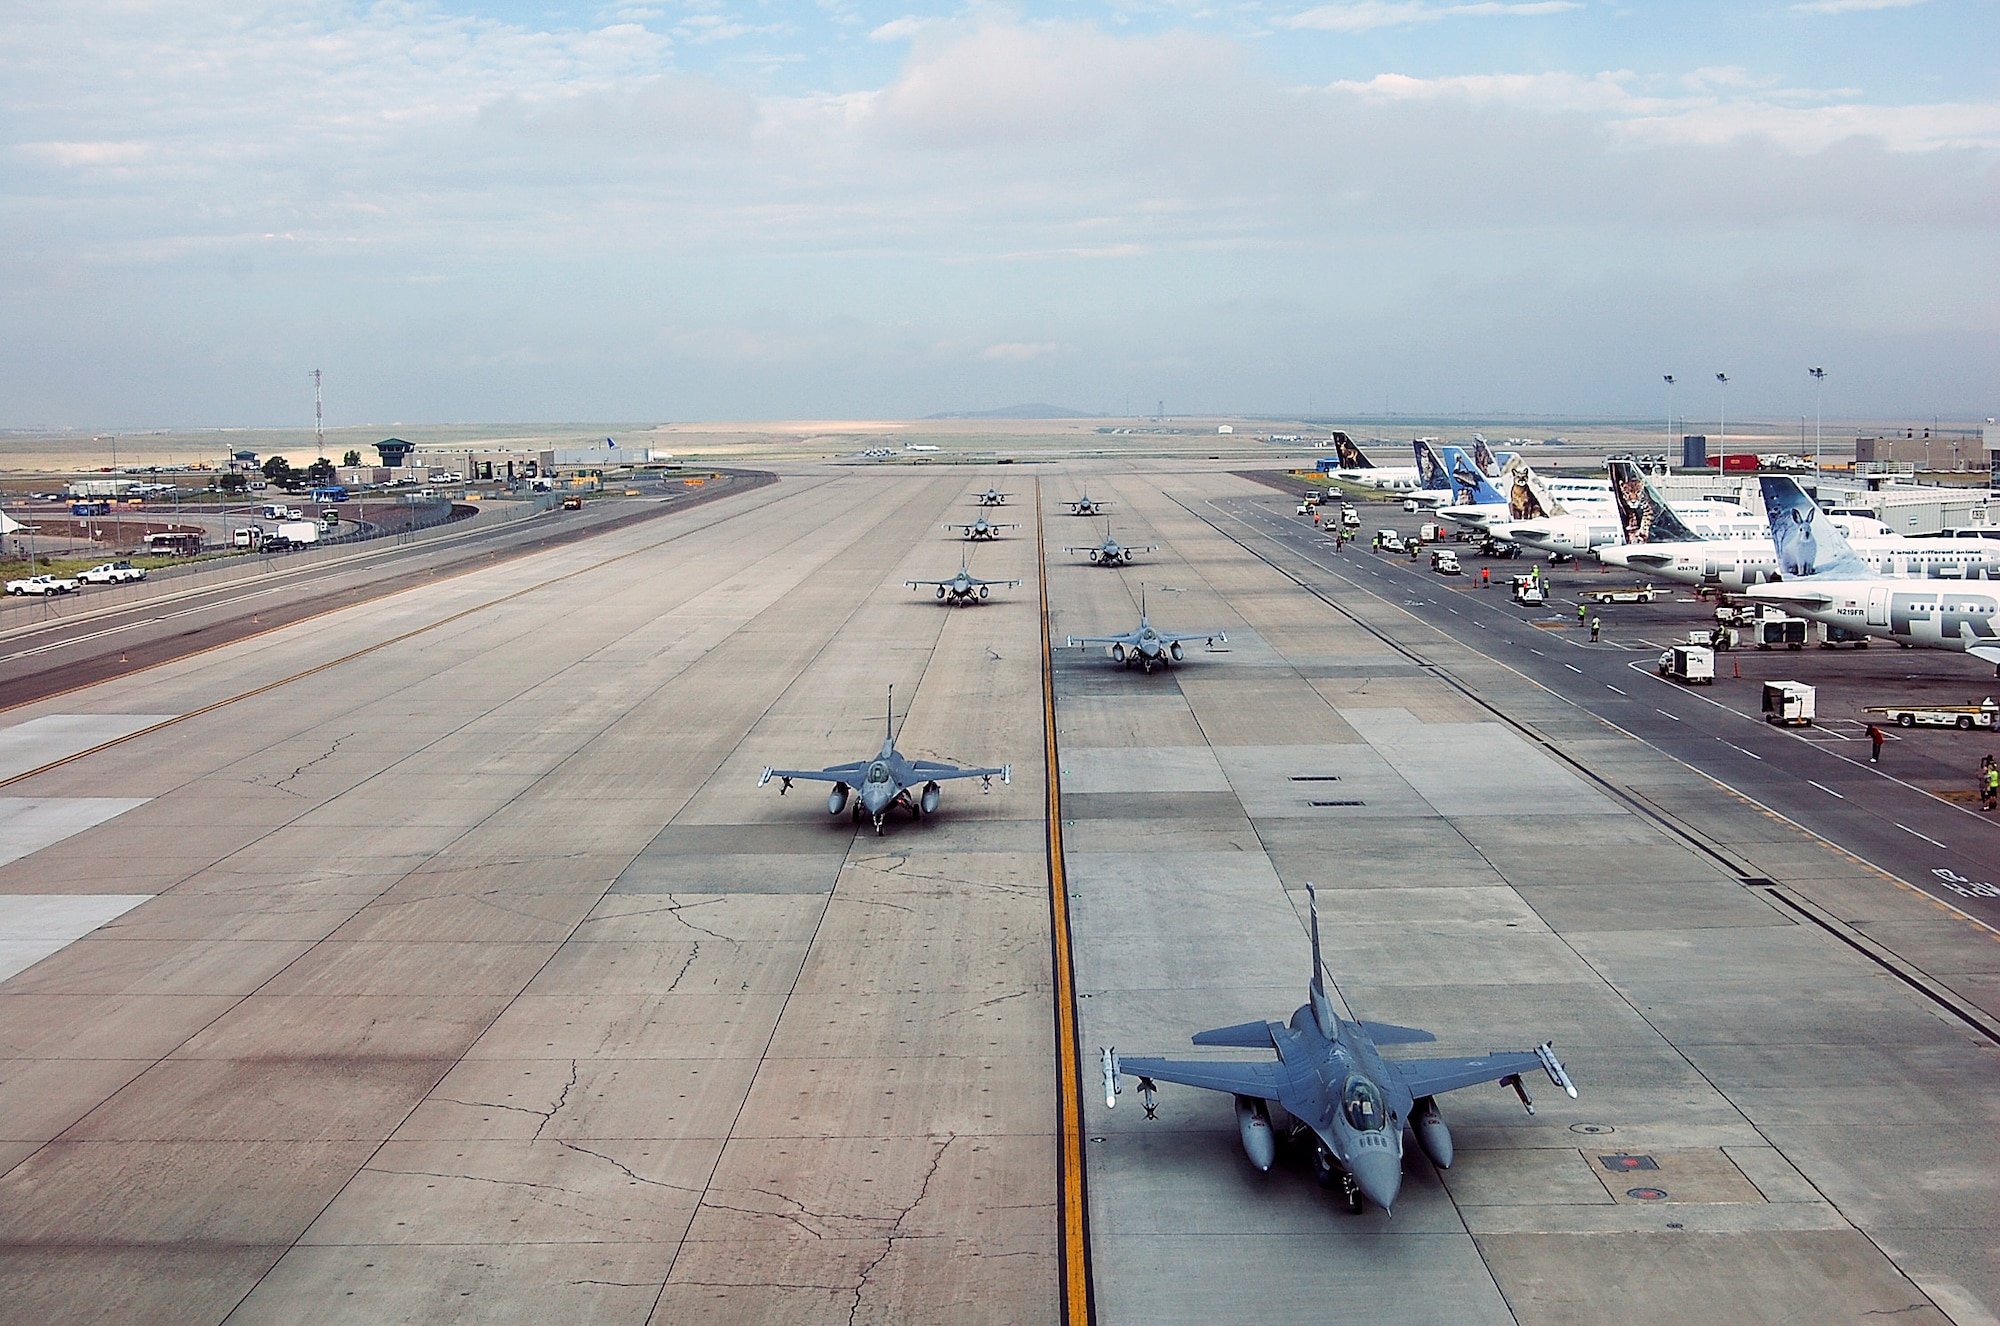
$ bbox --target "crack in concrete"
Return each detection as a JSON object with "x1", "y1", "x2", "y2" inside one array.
[
  {"x1": 662, "y1": 942, "x2": 701, "y2": 995},
  {"x1": 532, "y1": 1060, "x2": 579, "y2": 1140},
  {"x1": 939, "y1": 990, "x2": 1029, "y2": 1019},
  {"x1": 848, "y1": 1134, "x2": 955, "y2": 1326},
  {"x1": 556, "y1": 1140, "x2": 701, "y2": 1193},
  {"x1": 254, "y1": 732, "x2": 352, "y2": 791},
  {"x1": 366, "y1": 1166, "x2": 586, "y2": 1197}
]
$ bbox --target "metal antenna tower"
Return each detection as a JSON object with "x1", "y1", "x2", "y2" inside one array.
[{"x1": 310, "y1": 369, "x2": 324, "y2": 456}]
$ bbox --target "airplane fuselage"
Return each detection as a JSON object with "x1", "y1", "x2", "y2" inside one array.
[
  {"x1": 1746, "y1": 580, "x2": 2000, "y2": 660},
  {"x1": 1600, "y1": 537, "x2": 2000, "y2": 593}
]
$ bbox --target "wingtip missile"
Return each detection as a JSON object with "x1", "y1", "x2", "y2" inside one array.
[
  {"x1": 757, "y1": 767, "x2": 774, "y2": 787},
  {"x1": 1536, "y1": 1042, "x2": 1579, "y2": 1099},
  {"x1": 1102, "y1": 1047, "x2": 1121, "y2": 1108}
]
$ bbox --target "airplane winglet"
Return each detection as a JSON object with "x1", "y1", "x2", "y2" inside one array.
[{"x1": 757, "y1": 767, "x2": 775, "y2": 787}]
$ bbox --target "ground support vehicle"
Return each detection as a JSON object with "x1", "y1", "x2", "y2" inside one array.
[
  {"x1": 1375, "y1": 529, "x2": 1405, "y2": 553},
  {"x1": 1762, "y1": 681, "x2": 1816, "y2": 726},
  {"x1": 1816, "y1": 622, "x2": 1872, "y2": 648},
  {"x1": 1510, "y1": 574, "x2": 1546, "y2": 606},
  {"x1": 1584, "y1": 585, "x2": 1662, "y2": 605},
  {"x1": 1431, "y1": 550, "x2": 1461, "y2": 575},
  {"x1": 1658, "y1": 645, "x2": 1716, "y2": 684},
  {"x1": 1864, "y1": 699, "x2": 1999, "y2": 731}
]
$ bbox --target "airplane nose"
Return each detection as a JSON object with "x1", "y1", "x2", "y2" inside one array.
[
  {"x1": 863, "y1": 786, "x2": 893, "y2": 813},
  {"x1": 1349, "y1": 1149, "x2": 1402, "y2": 1213}
]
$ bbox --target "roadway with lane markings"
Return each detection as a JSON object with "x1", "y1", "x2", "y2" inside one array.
[{"x1": 1204, "y1": 494, "x2": 2000, "y2": 930}]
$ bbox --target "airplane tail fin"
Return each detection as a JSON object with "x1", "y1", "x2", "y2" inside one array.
[
  {"x1": 1413, "y1": 439, "x2": 1452, "y2": 492},
  {"x1": 1760, "y1": 476, "x2": 1871, "y2": 579},
  {"x1": 1608, "y1": 458, "x2": 1701, "y2": 545},
  {"x1": 1500, "y1": 457, "x2": 1558, "y2": 519},
  {"x1": 1332, "y1": 432, "x2": 1370, "y2": 469},
  {"x1": 1306, "y1": 883, "x2": 1337, "y2": 1038},
  {"x1": 1471, "y1": 435, "x2": 1500, "y2": 477},
  {"x1": 1443, "y1": 447, "x2": 1503, "y2": 505}
]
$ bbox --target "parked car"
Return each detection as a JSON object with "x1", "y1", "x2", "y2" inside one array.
[
  {"x1": 78, "y1": 561, "x2": 146, "y2": 584},
  {"x1": 6, "y1": 573, "x2": 80, "y2": 596}
]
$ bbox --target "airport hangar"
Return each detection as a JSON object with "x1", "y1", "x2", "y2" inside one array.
[{"x1": 0, "y1": 460, "x2": 1994, "y2": 1326}]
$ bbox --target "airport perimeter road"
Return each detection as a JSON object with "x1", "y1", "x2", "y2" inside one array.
[
  {"x1": 0, "y1": 472, "x2": 775, "y2": 710},
  {"x1": 1051, "y1": 468, "x2": 1996, "y2": 1326},
  {"x1": 1203, "y1": 495, "x2": 2000, "y2": 947},
  {"x1": 0, "y1": 467, "x2": 1056, "y2": 1323}
]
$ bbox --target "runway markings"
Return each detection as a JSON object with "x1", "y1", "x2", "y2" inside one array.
[
  {"x1": 1606, "y1": 684, "x2": 1627, "y2": 695},
  {"x1": 1657, "y1": 709, "x2": 1682, "y2": 721},
  {"x1": 1036, "y1": 480, "x2": 1094, "y2": 1325},
  {"x1": 1809, "y1": 781, "x2": 1846, "y2": 798},
  {"x1": 1564, "y1": 663, "x2": 1583, "y2": 674},
  {"x1": 1720, "y1": 740, "x2": 1764, "y2": 760},
  {"x1": 1898, "y1": 823, "x2": 1948, "y2": 850}
]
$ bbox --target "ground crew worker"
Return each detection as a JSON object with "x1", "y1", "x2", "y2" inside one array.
[
  {"x1": 1578, "y1": 603, "x2": 1588, "y2": 627},
  {"x1": 1372, "y1": 533, "x2": 1380, "y2": 552},
  {"x1": 1481, "y1": 566, "x2": 1490, "y2": 588},
  {"x1": 1981, "y1": 755, "x2": 1997, "y2": 812},
  {"x1": 1867, "y1": 723, "x2": 1886, "y2": 764},
  {"x1": 1590, "y1": 615, "x2": 1602, "y2": 643}
]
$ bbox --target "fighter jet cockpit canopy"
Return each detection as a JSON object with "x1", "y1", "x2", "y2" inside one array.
[
  {"x1": 1342, "y1": 1077, "x2": 1388, "y2": 1132},
  {"x1": 868, "y1": 761, "x2": 890, "y2": 783}
]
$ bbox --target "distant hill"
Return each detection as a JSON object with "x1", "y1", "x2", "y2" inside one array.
[{"x1": 924, "y1": 404, "x2": 1100, "y2": 420}]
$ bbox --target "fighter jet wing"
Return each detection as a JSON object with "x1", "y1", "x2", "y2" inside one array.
[
  {"x1": 906, "y1": 759, "x2": 1011, "y2": 784},
  {"x1": 1155, "y1": 629, "x2": 1227, "y2": 645},
  {"x1": 1065, "y1": 633, "x2": 1138, "y2": 647},
  {"x1": 1117, "y1": 1055, "x2": 1281, "y2": 1102},
  {"x1": 1391, "y1": 1050, "x2": 1552, "y2": 1098},
  {"x1": 758, "y1": 760, "x2": 870, "y2": 786}
]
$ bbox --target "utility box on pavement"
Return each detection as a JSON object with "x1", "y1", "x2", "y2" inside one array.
[{"x1": 1762, "y1": 681, "x2": 1816, "y2": 726}]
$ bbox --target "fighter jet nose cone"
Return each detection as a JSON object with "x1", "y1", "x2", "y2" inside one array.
[{"x1": 1350, "y1": 1151, "x2": 1401, "y2": 1213}]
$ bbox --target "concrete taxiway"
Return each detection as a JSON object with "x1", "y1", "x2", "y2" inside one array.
[{"x1": 0, "y1": 459, "x2": 1994, "y2": 1325}]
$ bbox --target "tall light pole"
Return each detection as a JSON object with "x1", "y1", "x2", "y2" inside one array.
[
  {"x1": 1663, "y1": 375, "x2": 1677, "y2": 467},
  {"x1": 1809, "y1": 367, "x2": 1826, "y2": 476},
  {"x1": 1715, "y1": 373, "x2": 1730, "y2": 470}
]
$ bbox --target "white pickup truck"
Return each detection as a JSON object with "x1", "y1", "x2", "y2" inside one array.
[
  {"x1": 79, "y1": 561, "x2": 146, "y2": 584},
  {"x1": 6, "y1": 573, "x2": 81, "y2": 596}
]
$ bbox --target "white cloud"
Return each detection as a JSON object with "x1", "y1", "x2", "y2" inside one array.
[
  {"x1": 869, "y1": 16, "x2": 928, "y2": 42},
  {"x1": 1792, "y1": 0, "x2": 1927, "y2": 12},
  {"x1": 1285, "y1": 1, "x2": 1579, "y2": 33}
]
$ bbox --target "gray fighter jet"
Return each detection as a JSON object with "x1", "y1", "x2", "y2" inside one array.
[
  {"x1": 1102, "y1": 884, "x2": 1577, "y2": 1214},
  {"x1": 906, "y1": 555, "x2": 1022, "y2": 606},
  {"x1": 1066, "y1": 588, "x2": 1226, "y2": 673},
  {"x1": 945, "y1": 514, "x2": 1021, "y2": 541},
  {"x1": 758, "y1": 687, "x2": 1010, "y2": 835},
  {"x1": 1066, "y1": 523, "x2": 1158, "y2": 566},
  {"x1": 1067, "y1": 493, "x2": 1113, "y2": 516},
  {"x1": 973, "y1": 487, "x2": 1011, "y2": 506}
]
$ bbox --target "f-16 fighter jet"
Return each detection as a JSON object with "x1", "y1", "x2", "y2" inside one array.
[
  {"x1": 972, "y1": 487, "x2": 1011, "y2": 506},
  {"x1": 945, "y1": 514, "x2": 1020, "y2": 541},
  {"x1": 1103, "y1": 884, "x2": 1577, "y2": 1214},
  {"x1": 905, "y1": 556, "x2": 1022, "y2": 606},
  {"x1": 1067, "y1": 493, "x2": 1113, "y2": 516},
  {"x1": 759, "y1": 687, "x2": 1010, "y2": 835},
  {"x1": 1066, "y1": 588, "x2": 1225, "y2": 673},
  {"x1": 1066, "y1": 523, "x2": 1157, "y2": 566}
]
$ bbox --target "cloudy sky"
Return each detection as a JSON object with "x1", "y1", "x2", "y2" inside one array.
[{"x1": 3, "y1": 0, "x2": 1993, "y2": 427}]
